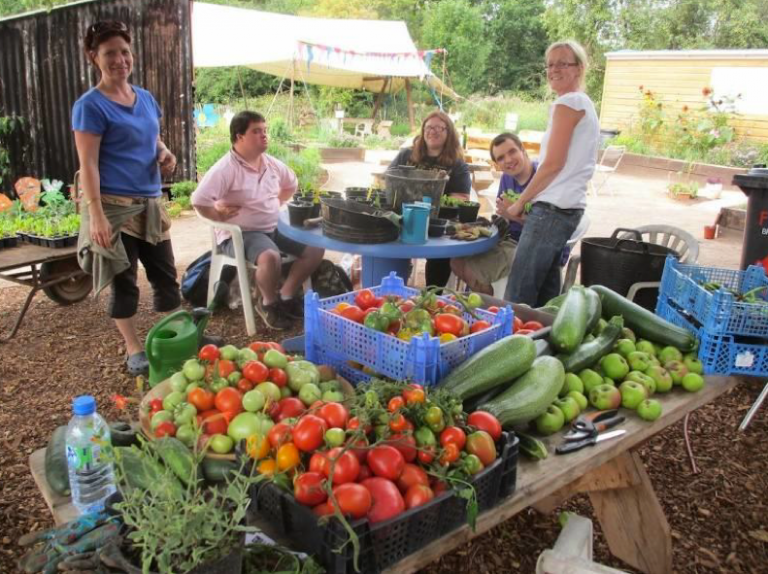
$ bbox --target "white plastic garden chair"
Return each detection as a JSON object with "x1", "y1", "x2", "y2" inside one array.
[{"x1": 590, "y1": 145, "x2": 626, "y2": 197}]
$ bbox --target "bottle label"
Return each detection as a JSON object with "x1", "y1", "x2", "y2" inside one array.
[{"x1": 66, "y1": 435, "x2": 111, "y2": 472}]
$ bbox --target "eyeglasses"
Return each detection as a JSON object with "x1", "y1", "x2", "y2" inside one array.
[
  {"x1": 88, "y1": 21, "x2": 129, "y2": 36},
  {"x1": 545, "y1": 62, "x2": 579, "y2": 71},
  {"x1": 424, "y1": 125, "x2": 447, "y2": 134}
]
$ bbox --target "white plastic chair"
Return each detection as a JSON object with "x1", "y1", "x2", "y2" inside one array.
[
  {"x1": 590, "y1": 145, "x2": 626, "y2": 197},
  {"x1": 199, "y1": 216, "x2": 304, "y2": 336}
]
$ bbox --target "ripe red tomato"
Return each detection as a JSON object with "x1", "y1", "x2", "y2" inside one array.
[
  {"x1": 340, "y1": 305, "x2": 366, "y2": 323},
  {"x1": 198, "y1": 344, "x2": 220, "y2": 362},
  {"x1": 432, "y1": 480, "x2": 449, "y2": 495},
  {"x1": 439, "y1": 442, "x2": 461, "y2": 465},
  {"x1": 155, "y1": 421, "x2": 176, "y2": 438},
  {"x1": 293, "y1": 415, "x2": 327, "y2": 452},
  {"x1": 402, "y1": 384, "x2": 426, "y2": 405},
  {"x1": 396, "y1": 463, "x2": 429, "y2": 493},
  {"x1": 355, "y1": 289, "x2": 375, "y2": 310},
  {"x1": 513, "y1": 316, "x2": 524, "y2": 333},
  {"x1": 367, "y1": 445, "x2": 405, "y2": 481},
  {"x1": 356, "y1": 464, "x2": 373, "y2": 481},
  {"x1": 268, "y1": 367, "x2": 288, "y2": 388},
  {"x1": 417, "y1": 445, "x2": 435, "y2": 464},
  {"x1": 243, "y1": 361, "x2": 269, "y2": 384},
  {"x1": 404, "y1": 484, "x2": 435, "y2": 509},
  {"x1": 332, "y1": 483, "x2": 372, "y2": 519},
  {"x1": 312, "y1": 501, "x2": 335, "y2": 517},
  {"x1": 439, "y1": 426, "x2": 467, "y2": 450},
  {"x1": 214, "y1": 387, "x2": 243, "y2": 416},
  {"x1": 149, "y1": 398, "x2": 164, "y2": 414},
  {"x1": 467, "y1": 411, "x2": 502, "y2": 441},
  {"x1": 515, "y1": 329, "x2": 534, "y2": 336},
  {"x1": 386, "y1": 433, "x2": 417, "y2": 463},
  {"x1": 278, "y1": 397, "x2": 305, "y2": 419},
  {"x1": 466, "y1": 430, "x2": 498, "y2": 466},
  {"x1": 387, "y1": 396, "x2": 405, "y2": 412},
  {"x1": 371, "y1": 297, "x2": 385, "y2": 308},
  {"x1": 217, "y1": 359, "x2": 237, "y2": 379},
  {"x1": 309, "y1": 451, "x2": 329, "y2": 475},
  {"x1": 236, "y1": 378, "x2": 254, "y2": 393},
  {"x1": 388, "y1": 413, "x2": 408, "y2": 433},
  {"x1": 522, "y1": 320, "x2": 544, "y2": 332},
  {"x1": 248, "y1": 342, "x2": 272, "y2": 359},
  {"x1": 470, "y1": 320, "x2": 492, "y2": 334},
  {"x1": 398, "y1": 301, "x2": 415, "y2": 313},
  {"x1": 434, "y1": 313, "x2": 465, "y2": 336},
  {"x1": 347, "y1": 417, "x2": 372, "y2": 434},
  {"x1": 348, "y1": 437, "x2": 369, "y2": 463},
  {"x1": 268, "y1": 422, "x2": 293, "y2": 448},
  {"x1": 487, "y1": 306, "x2": 500, "y2": 314},
  {"x1": 324, "y1": 447, "x2": 360, "y2": 485},
  {"x1": 294, "y1": 472, "x2": 327, "y2": 506},
  {"x1": 360, "y1": 477, "x2": 406, "y2": 524},
  {"x1": 198, "y1": 409, "x2": 227, "y2": 435},
  {"x1": 188, "y1": 388, "x2": 215, "y2": 412},
  {"x1": 318, "y1": 402, "x2": 349, "y2": 429}
]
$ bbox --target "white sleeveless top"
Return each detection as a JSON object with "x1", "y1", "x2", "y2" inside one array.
[{"x1": 535, "y1": 91, "x2": 599, "y2": 210}]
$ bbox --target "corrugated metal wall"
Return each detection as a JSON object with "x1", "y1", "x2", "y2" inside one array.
[{"x1": 0, "y1": 0, "x2": 195, "y2": 189}]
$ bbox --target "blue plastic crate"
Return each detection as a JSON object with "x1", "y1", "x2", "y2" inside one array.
[
  {"x1": 657, "y1": 298, "x2": 768, "y2": 377},
  {"x1": 657, "y1": 256, "x2": 768, "y2": 338},
  {"x1": 304, "y1": 272, "x2": 514, "y2": 385}
]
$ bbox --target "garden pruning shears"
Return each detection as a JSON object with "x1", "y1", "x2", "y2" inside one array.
[{"x1": 556, "y1": 410, "x2": 626, "y2": 455}]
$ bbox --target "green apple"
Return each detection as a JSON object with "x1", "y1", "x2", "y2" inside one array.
[
  {"x1": 681, "y1": 372, "x2": 705, "y2": 392},
  {"x1": 578, "y1": 369, "x2": 604, "y2": 394},
  {"x1": 242, "y1": 389, "x2": 266, "y2": 412},
  {"x1": 169, "y1": 371, "x2": 189, "y2": 393},
  {"x1": 625, "y1": 371, "x2": 656, "y2": 396},
  {"x1": 325, "y1": 427, "x2": 346, "y2": 447},
  {"x1": 603, "y1": 377, "x2": 616, "y2": 386},
  {"x1": 653, "y1": 342, "x2": 664, "y2": 357},
  {"x1": 683, "y1": 354, "x2": 704, "y2": 375},
  {"x1": 614, "y1": 338, "x2": 636, "y2": 358},
  {"x1": 600, "y1": 353, "x2": 630, "y2": 381},
  {"x1": 560, "y1": 373, "x2": 585, "y2": 396},
  {"x1": 619, "y1": 380, "x2": 648, "y2": 409},
  {"x1": 322, "y1": 390, "x2": 345, "y2": 403},
  {"x1": 647, "y1": 354, "x2": 661, "y2": 367},
  {"x1": 535, "y1": 405, "x2": 566, "y2": 436},
  {"x1": 298, "y1": 382, "x2": 322, "y2": 406},
  {"x1": 182, "y1": 359, "x2": 206, "y2": 381},
  {"x1": 589, "y1": 384, "x2": 622, "y2": 410},
  {"x1": 567, "y1": 390, "x2": 589, "y2": 411},
  {"x1": 637, "y1": 399, "x2": 662, "y2": 421},
  {"x1": 256, "y1": 381, "x2": 281, "y2": 403},
  {"x1": 592, "y1": 363, "x2": 606, "y2": 377},
  {"x1": 627, "y1": 351, "x2": 651, "y2": 372},
  {"x1": 659, "y1": 346, "x2": 683, "y2": 365},
  {"x1": 263, "y1": 349, "x2": 289, "y2": 369},
  {"x1": 635, "y1": 339, "x2": 656, "y2": 356},
  {"x1": 645, "y1": 365, "x2": 673, "y2": 393},
  {"x1": 621, "y1": 327, "x2": 636, "y2": 343},
  {"x1": 219, "y1": 345, "x2": 239, "y2": 361},
  {"x1": 553, "y1": 397, "x2": 581, "y2": 422},
  {"x1": 209, "y1": 433, "x2": 235, "y2": 454},
  {"x1": 666, "y1": 361, "x2": 689, "y2": 386}
]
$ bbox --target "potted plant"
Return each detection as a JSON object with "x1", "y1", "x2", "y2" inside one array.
[
  {"x1": 457, "y1": 199, "x2": 481, "y2": 223},
  {"x1": 667, "y1": 181, "x2": 699, "y2": 201},
  {"x1": 438, "y1": 195, "x2": 462, "y2": 220}
]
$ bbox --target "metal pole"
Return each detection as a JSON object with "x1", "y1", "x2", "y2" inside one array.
[{"x1": 739, "y1": 381, "x2": 768, "y2": 431}]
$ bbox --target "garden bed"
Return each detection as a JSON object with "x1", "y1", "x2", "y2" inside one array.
[
  {"x1": 620, "y1": 153, "x2": 748, "y2": 189},
  {"x1": 317, "y1": 147, "x2": 366, "y2": 163}
]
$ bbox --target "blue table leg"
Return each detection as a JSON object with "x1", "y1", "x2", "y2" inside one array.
[{"x1": 361, "y1": 256, "x2": 411, "y2": 287}]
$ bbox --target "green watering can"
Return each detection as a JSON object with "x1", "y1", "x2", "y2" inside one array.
[{"x1": 145, "y1": 308, "x2": 211, "y2": 387}]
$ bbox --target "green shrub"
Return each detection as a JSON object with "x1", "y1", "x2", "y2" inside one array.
[
  {"x1": 197, "y1": 138, "x2": 230, "y2": 178},
  {"x1": 390, "y1": 123, "x2": 412, "y2": 137},
  {"x1": 170, "y1": 181, "x2": 197, "y2": 198},
  {"x1": 326, "y1": 133, "x2": 362, "y2": 148},
  {"x1": 451, "y1": 94, "x2": 549, "y2": 132}
]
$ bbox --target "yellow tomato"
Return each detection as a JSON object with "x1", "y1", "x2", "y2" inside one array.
[
  {"x1": 246, "y1": 433, "x2": 270, "y2": 460},
  {"x1": 276, "y1": 443, "x2": 301, "y2": 471},
  {"x1": 440, "y1": 333, "x2": 458, "y2": 344},
  {"x1": 335, "y1": 302, "x2": 351, "y2": 312},
  {"x1": 257, "y1": 458, "x2": 276, "y2": 476}
]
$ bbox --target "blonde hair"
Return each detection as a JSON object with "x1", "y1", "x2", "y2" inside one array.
[{"x1": 545, "y1": 40, "x2": 589, "y2": 89}]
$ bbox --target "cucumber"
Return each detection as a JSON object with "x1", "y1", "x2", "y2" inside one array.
[
  {"x1": 584, "y1": 288, "x2": 602, "y2": 335},
  {"x1": 202, "y1": 458, "x2": 240, "y2": 484},
  {"x1": 543, "y1": 292, "x2": 568, "y2": 309},
  {"x1": 591, "y1": 284, "x2": 696, "y2": 351},
  {"x1": 479, "y1": 356, "x2": 565, "y2": 428},
  {"x1": 154, "y1": 437, "x2": 197, "y2": 486},
  {"x1": 559, "y1": 315, "x2": 624, "y2": 373},
  {"x1": 439, "y1": 334, "x2": 537, "y2": 400},
  {"x1": 516, "y1": 431, "x2": 548, "y2": 460},
  {"x1": 550, "y1": 286, "x2": 589, "y2": 353},
  {"x1": 45, "y1": 426, "x2": 70, "y2": 496}
]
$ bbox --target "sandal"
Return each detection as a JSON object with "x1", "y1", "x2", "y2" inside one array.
[{"x1": 126, "y1": 352, "x2": 149, "y2": 376}]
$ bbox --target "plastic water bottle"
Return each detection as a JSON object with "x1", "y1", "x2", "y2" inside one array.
[{"x1": 65, "y1": 395, "x2": 116, "y2": 514}]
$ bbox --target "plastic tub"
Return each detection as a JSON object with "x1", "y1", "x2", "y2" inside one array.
[{"x1": 383, "y1": 168, "x2": 448, "y2": 216}]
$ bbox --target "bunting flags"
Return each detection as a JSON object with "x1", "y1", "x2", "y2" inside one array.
[{"x1": 298, "y1": 41, "x2": 445, "y2": 71}]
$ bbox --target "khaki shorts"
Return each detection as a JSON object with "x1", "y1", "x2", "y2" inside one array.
[{"x1": 460, "y1": 239, "x2": 517, "y2": 285}]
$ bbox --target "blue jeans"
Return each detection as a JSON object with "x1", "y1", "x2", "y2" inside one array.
[{"x1": 504, "y1": 202, "x2": 584, "y2": 307}]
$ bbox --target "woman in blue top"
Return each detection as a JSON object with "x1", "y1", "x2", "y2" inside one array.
[
  {"x1": 73, "y1": 21, "x2": 180, "y2": 376},
  {"x1": 498, "y1": 40, "x2": 599, "y2": 307}
]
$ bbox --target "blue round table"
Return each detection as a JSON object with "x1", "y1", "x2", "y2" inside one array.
[{"x1": 277, "y1": 211, "x2": 499, "y2": 287}]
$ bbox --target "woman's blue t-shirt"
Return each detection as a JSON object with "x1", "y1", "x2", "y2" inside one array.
[{"x1": 72, "y1": 86, "x2": 162, "y2": 197}]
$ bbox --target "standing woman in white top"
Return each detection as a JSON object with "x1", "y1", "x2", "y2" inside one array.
[{"x1": 497, "y1": 40, "x2": 599, "y2": 307}]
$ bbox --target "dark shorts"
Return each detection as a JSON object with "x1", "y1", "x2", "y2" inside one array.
[{"x1": 219, "y1": 228, "x2": 306, "y2": 262}]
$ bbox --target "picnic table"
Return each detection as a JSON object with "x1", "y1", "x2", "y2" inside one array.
[
  {"x1": 30, "y1": 376, "x2": 736, "y2": 574},
  {"x1": 0, "y1": 243, "x2": 91, "y2": 341}
]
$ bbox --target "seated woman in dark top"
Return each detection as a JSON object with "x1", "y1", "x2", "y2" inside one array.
[{"x1": 388, "y1": 110, "x2": 471, "y2": 287}]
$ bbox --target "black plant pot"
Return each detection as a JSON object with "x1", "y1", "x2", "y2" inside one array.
[
  {"x1": 438, "y1": 206, "x2": 459, "y2": 220},
  {"x1": 287, "y1": 202, "x2": 315, "y2": 226},
  {"x1": 344, "y1": 187, "x2": 369, "y2": 200},
  {"x1": 428, "y1": 218, "x2": 448, "y2": 238},
  {"x1": 458, "y1": 202, "x2": 480, "y2": 223}
]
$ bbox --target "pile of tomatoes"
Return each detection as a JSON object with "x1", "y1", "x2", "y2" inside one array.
[
  {"x1": 275, "y1": 381, "x2": 504, "y2": 526},
  {"x1": 484, "y1": 304, "x2": 544, "y2": 337},
  {"x1": 327, "y1": 288, "x2": 495, "y2": 345}
]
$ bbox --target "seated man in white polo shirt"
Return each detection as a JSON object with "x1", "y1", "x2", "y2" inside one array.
[{"x1": 192, "y1": 111, "x2": 324, "y2": 330}]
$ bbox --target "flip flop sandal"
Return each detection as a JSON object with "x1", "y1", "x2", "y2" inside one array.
[{"x1": 125, "y1": 352, "x2": 149, "y2": 376}]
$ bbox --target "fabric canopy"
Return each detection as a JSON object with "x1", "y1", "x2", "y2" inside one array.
[{"x1": 191, "y1": 2, "x2": 459, "y2": 99}]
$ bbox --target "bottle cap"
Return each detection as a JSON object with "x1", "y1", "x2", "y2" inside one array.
[{"x1": 73, "y1": 395, "x2": 96, "y2": 416}]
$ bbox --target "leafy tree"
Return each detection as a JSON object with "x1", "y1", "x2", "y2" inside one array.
[{"x1": 194, "y1": 67, "x2": 280, "y2": 104}]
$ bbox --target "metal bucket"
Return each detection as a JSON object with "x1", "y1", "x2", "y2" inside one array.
[
  {"x1": 383, "y1": 167, "x2": 448, "y2": 216},
  {"x1": 580, "y1": 228, "x2": 679, "y2": 311}
]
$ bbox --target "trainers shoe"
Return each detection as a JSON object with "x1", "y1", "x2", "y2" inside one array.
[
  {"x1": 255, "y1": 300, "x2": 292, "y2": 330},
  {"x1": 126, "y1": 352, "x2": 149, "y2": 377},
  {"x1": 280, "y1": 297, "x2": 304, "y2": 320}
]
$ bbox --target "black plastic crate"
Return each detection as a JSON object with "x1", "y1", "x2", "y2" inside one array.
[{"x1": 249, "y1": 432, "x2": 518, "y2": 574}]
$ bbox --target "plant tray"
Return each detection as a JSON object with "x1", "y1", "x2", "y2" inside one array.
[
  {"x1": 249, "y1": 432, "x2": 518, "y2": 574},
  {"x1": 304, "y1": 273, "x2": 514, "y2": 386},
  {"x1": 0, "y1": 236, "x2": 19, "y2": 249},
  {"x1": 18, "y1": 233, "x2": 78, "y2": 248},
  {"x1": 657, "y1": 256, "x2": 768, "y2": 338}
]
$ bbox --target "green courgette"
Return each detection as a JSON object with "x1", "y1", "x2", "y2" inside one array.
[
  {"x1": 45, "y1": 426, "x2": 70, "y2": 497},
  {"x1": 154, "y1": 437, "x2": 198, "y2": 486},
  {"x1": 558, "y1": 315, "x2": 624, "y2": 373},
  {"x1": 550, "y1": 286, "x2": 589, "y2": 353},
  {"x1": 584, "y1": 287, "x2": 602, "y2": 335},
  {"x1": 543, "y1": 292, "x2": 568, "y2": 309},
  {"x1": 591, "y1": 284, "x2": 696, "y2": 351},
  {"x1": 439, "y1": 334, "x2": 537, "y2": 400},
  {"x1": 516, "y1": 431, "x2": 548, "y2": 460},
  {"x1": 479, "y1": 356, "x2": 565, "y2": 428}
]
